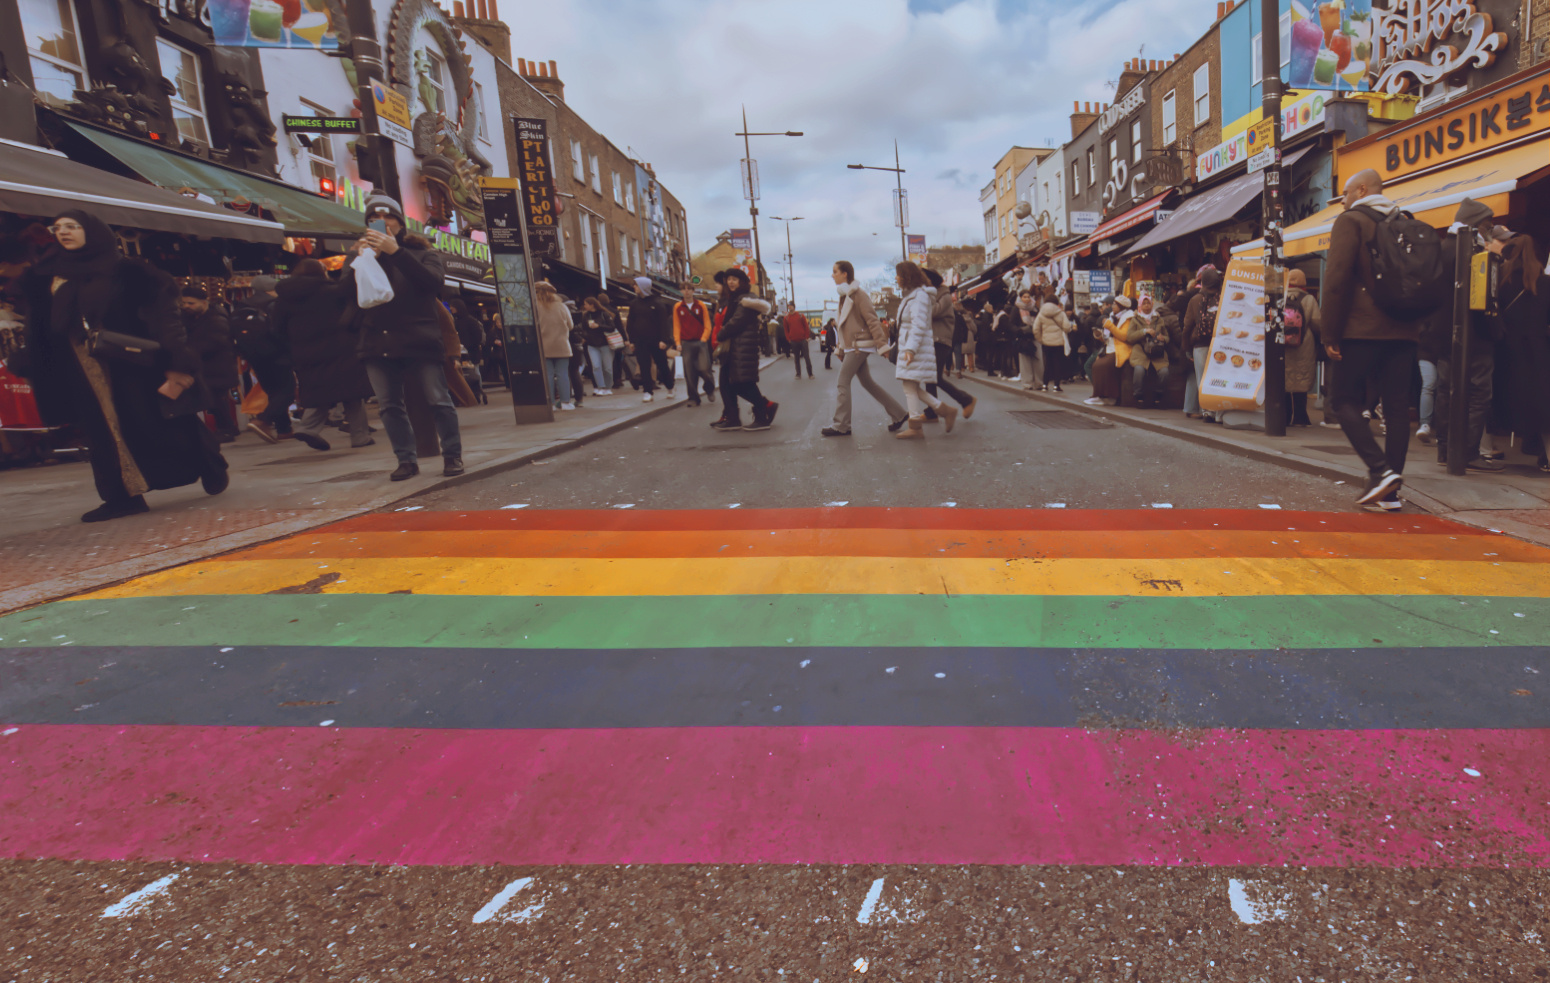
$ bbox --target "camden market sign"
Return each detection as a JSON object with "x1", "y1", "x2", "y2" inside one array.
[{"x1": 1341, "y1": 63, "x2": 1550, "y2": 184}]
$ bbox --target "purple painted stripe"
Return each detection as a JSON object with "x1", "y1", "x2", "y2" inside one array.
[{"x1": 1, "y1": 724, "x2": 1544, "y2": 867}]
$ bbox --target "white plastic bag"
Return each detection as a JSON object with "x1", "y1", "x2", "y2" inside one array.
[{"x1": 354, "y1": 247, "x2": 395, "y2": 309}]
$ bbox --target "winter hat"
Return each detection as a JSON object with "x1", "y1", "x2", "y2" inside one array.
[
  {"x1": 250, "y1": 275, "x2": 279, "y2": 294},
  {"x1": 363, "y1": 194, "x2": 405, "y2": 224},
  {"x1": 1201, "y1": 269, "x2": 1224, "y2": 291},
  {"x1": 1113, "y1": 295, "x2": 1132, "y2": 309},
  {"x1": 180, "y1": 284, "x2": 208, "y2": 300},
  {"x1": 633, "y1": 275, "x2": 653, "y2": 295}
]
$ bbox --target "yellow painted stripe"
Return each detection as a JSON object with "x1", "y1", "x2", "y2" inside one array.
[{"x1": 78, "y1": 555, "x2": 1550, "y2": 600}]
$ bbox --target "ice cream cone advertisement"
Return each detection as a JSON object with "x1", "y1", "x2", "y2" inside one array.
[{"x1": 1285, "y1": 0, "x2": 1372, "y2": 93}]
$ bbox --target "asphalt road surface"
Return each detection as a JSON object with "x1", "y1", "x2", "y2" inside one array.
[{"x1": 3, "y1": 361, "x2": 1548, "y2": 982}]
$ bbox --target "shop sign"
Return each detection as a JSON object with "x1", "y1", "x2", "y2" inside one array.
[
  {"x1": 1341, "y1": 67, "x2": 1550, "y2": 183},
  {"x1": 1196, "y1": 131, "x2": 1249, "y2": 182},
  {"x1": 1139, "y1": 155, "x2": 1183, "y2": 187},
  {"x1": 1069, "y1": 211, "x2": 1099, "y2": 235},
  {"x1": 514, "y1": 117, "x2": 559, "y2": 258},
  {"x1": 370, "y1": 82, "x2": 414, "y2": 148},
  {"x1": 1199, "y1": 258, "x2": 1267, "y2": 413},
  {"x1": 282, "y1": 115, "x2": 360, "y2": 134},
  {"x1": 1087, "y1": 270, "x2": 1114, "y2": 297},
  {"x1": 1281, "y1": 91, "x2": 1329, "y2": 140},
  {"x1": 1371, "y1": 0, "x2": 1507, "y2": 96},
  {"x1": 1100, "y1": 82, "x2": 1148, "y2": 134}
]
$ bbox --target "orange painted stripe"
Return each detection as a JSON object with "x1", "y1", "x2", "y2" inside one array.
[
  {"x1": 237, "y1": 528, "x2": 1549, "y2": 563},
  {"x1": 320, "y1": 508, "x2": 1493, "y2": 537}
]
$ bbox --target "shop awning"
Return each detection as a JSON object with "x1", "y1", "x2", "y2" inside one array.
[
  {"x1": 0, "y1": 138, "x2": 285, "y2": 243},
  {"x1": 1124, "y1": 148, "x2": 1311, "y2": 257},
  {"x1": 66, "y1": 122, "x2": 366, "y2": 239},
  {"x1": 958, "y1": 251, "x2": 1021, "y2": 293},
  {"x1": 1047, "y1": 237, "x2": 1092, "y2": 265},
  {"x1": 1089, "y1": 191, "x2": 1173, "y2": 245},
  {"x1": 1245, "y1": 138, "x2": 1550, "y2": 257}
]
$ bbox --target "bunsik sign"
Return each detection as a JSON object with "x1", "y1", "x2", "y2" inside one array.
[
  {"x1": 1340, "y1": 65, "x2": 1550, "y2": 182},
  {"x1": 513, "y1": 117, "x2": 559, "y2": 258}
]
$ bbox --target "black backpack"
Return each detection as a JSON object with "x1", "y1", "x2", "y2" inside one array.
[
  {"x1": 230, "y1": 304, "x2": 283, "y2": 361},
  {"x1": 1352, "y1": 205, "x2": 1450, "y2": 321}
]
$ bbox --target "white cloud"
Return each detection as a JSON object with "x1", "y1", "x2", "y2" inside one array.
[{"x1": 507, "y1": 0, "x2": 1215, "y2": 305}]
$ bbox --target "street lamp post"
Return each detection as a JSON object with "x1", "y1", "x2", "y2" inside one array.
[
  {"x1": 735, "y1": 107, "x2": 803, "y2": 301},
  {"x1": 847, "y1": 140, "x2": 908, "y2": 264},
  {"x1": 770, "y1": 215, "x2": 804, "y2": 308}
]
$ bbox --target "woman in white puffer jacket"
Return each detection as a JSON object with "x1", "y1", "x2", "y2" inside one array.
[
  {"x1": 893, "y1": 261, "x2": 957, "y2": 439},
  {"x1": 1031, "y1": 290, "x2": 1075, "y2": 392}
]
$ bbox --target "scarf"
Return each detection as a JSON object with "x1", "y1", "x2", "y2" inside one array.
[{"x1": 36, "y1": 210, "x2": 123, "y2": 338}]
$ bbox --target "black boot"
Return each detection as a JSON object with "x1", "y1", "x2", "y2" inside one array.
[{"x1": 81, "y1": 496, "x2": 149, "y2": 523}]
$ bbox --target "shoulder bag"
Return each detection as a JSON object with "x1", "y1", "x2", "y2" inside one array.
[{"x1": 85, "y1": 320, "x2": 161, "y2": 368}]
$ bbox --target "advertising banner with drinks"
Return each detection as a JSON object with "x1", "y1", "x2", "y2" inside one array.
[
  {"x1": 1199, "y1": 258, "x2": 1268, "y2": 412},
  {"x1": 729, "y1": 229, "x2": 757, "y2": 289},
  {"x1": 907, "y1": 235, "x2": 927, "y2": 267},
  {"x1": 1284, "y1": 0, "x2": 1373, "y2": 93},
  {"x1": 209, "y1": 0, "x2": 343, "y2": 49}
]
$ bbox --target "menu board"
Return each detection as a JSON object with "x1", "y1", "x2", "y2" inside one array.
[{"x1": 1199, "y1": 258, "x2": 1267, "y2": 413}]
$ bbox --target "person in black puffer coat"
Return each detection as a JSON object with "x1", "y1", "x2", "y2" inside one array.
[
  {"x1": 342, "y1": 194, "x2": 462, "y2": 480},
  {"x1": 181, "y1": 285, "x2": 240, "y2": 440},
  {"x1": 273, "y1": 259, "x2": 375, "y2": 450},
  {"x1": 710, "y1": 267, "x2": 775, "y2": 431}
]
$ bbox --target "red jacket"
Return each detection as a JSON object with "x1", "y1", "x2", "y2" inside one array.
[{"x1": 783, "y1": 310, "x2": 810, "y2": 343}]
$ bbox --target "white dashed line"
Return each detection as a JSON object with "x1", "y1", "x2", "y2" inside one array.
[
  {"x1": 824, "y1": 501, "x2": 850, "y2": 507},
  {"x1": 856, "y1": 877, "x2": 885, "y2": 924},
  {"x1": 473, "y1": 876, "x2": 535, "y2": 924},
  {"x1": 103, "y1": 873, "x2": 180, "y2": 918},
  {"x1": 500, "y1": 504, "x2": 530, "y2": 510}
]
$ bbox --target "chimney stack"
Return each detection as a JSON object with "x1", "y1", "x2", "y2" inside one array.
[
  {"x1": 1216, "y1": 1, "x2": 1225, "y2": 18},
  {"x1": 453, "y1": 1, "x2": 465, "y2": 16},
  {"x1": 1071, "y1": 101, "x2": 1100, "y2": 138},
  {"x1": 522, "y1": 58, "x2": 566, "y2": 103},
  {"x1": 456, "y1": 0, "x2": 510, "y2": 59}
]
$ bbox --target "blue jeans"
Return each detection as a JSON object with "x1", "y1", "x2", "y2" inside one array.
[
  {"x1": 364, "y1": 357, "x2": 462, "y2": 464},
  {"x1": 588, "y1": 345, "x2": 614, "y2": 389},
  {"x1": 546, "y1": 356, "x2": 572, "y2": 404},
  {"x1": 1418, "y1": 359, "x2": 1437, "y2": 428},
  {"x1": 1184, "y1": 345, "x2": 1211, "y2": 417}
]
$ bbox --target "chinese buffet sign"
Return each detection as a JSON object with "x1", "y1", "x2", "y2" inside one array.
[{"x1": 1340, "y1": 62, "x2": 1550, "y2": 183}]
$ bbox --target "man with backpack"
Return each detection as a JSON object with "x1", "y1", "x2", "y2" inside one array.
[{"x1": 1322, "y1": 168, "x2": 1445, "y2": 508}]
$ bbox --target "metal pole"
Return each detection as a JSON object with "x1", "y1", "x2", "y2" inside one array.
[
  {"x1": 785, "y1": 220, "x2": 795, "y2": 307},
  {"x1": 1446, "y1": 228, "x2": 1473, "y2": 475},
  {"x1": 1261, "y1": 0, "x2": 1286, "y2": 437},
  {"x1": 742, "y1": 106, "x2": 766, "y2": 300},
  {"x1": 344, "y1": 0, "x2": 400, "y2": 201},
  {"x1": 896, "y1": 140, "x2": 907, "y2": 264}
]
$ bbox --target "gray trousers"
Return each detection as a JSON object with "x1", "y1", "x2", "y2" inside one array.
[
  {"x1": 296, "y1": 400, "x2": 371, "y2": 446},
  {"x1": 832, "y1": 349, "x2": 906, "y2": 432}
]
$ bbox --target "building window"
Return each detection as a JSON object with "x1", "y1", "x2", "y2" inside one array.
[
  {"x1": 1162, "y1": 90, "x2": 1177, "y2": 144},
  {"x1": 473, "y1": 81, "x2": 490, "y2": 141},
  {"x1": 625, "y1": 181, "x2": 635, "y2": 214},
  {"x1": 1042, "y1": 181, "x2": 1050, "y2": 211},
  {"x1": 589, "y1": 155, "x2": 601, "y2": 194},
  {"x1": 1086, "y1": 149, "x2": 1095, "y2": 184},
  {"x1": 619, "y1": 230, "x2": 629, "y2": 270},
  {"x1": 157, "y1": 39, "x2": 209, "y2": 145},
  {"x1": 423, "y1": 50, "x2": 448, "y2": 115},
  {"x1": 1107, "y1": 138, "x2": 1118, "y2": 178},
  {"x1": 611, "y1": 171, "x2": 622, "y2": 205},
  {"x1": 580, "y1": 214, "x2": 595, "y2": 271},
  {"x1": 299, "y1": 99, "x2": 336, "y2": 194},
  {"x1": 983, "y1": 209, "x2": 996, "y2": 244},
  {"x1": 1131, "y1": 120, "x2": 1143, "y2": 163},
  {"x1": 632, "y1": 238, "x2": 641, "y2": 270},
  {"x1": 20, "y1": 0, "x2": 89, "y2": 109},
  {"x1": 1071, "y1": 163, "x2": 1081, "y2": 197},
  {"x1": 1193, "y1": 64, "x2": 1210, "y2": 125},
  {"x1": 571, "y1": 140, "x2": 584, "y2": 182}
]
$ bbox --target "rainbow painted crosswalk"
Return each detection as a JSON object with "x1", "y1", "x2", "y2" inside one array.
[{"x1": 2, "y1": 507, "x2": 1548, "y2": 869}]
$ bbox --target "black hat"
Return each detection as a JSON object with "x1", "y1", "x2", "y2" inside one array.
[
  {"x1": 720, "y1": 267, "x2": 748, "y2": 285},
  {"x1": 180, "y1": 284, "x2": 208, "y2": 300},
  {"x1": 712, "y1": 270, "x2": 726, "y2": 284}
]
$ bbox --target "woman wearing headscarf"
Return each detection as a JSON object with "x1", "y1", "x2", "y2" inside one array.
[
  {"x1": 18, "y1": 210, "x2": 227, "y2": 521},
  {"x1": 1497, "y1": 234, "x2": 1550, "y2": 473}
]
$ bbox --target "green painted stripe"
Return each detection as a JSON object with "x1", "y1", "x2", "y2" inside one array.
[{"x1": 6, "y1": 594, "x2": 1545, "y2": 650}]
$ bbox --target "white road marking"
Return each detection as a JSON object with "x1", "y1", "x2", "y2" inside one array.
[
  {"x1": 1464, "y1": 768, "x2": 1482, "y2": 777},
  {"x1": 2, "y1": 728, "x2": 17, "y2": 736},
  {"x1": 1257, "y1": 504, "x2": 1282, "y2": 510},
  {"x1": 856, "y1": 877, "x2": 885, "y2": 924},
  {"x1": 885, "y1": 667, "x2": 897, "y2": 674},
  {"x1": 1227, "y1": 878, "x2": 1287, "y2": 924},
  {"x1": 613, "y1": 503, "x2": 636, "y2": 509},
  {"x1": 1151, "y1": 503, "x2": 1173, "y2": 509},
  {"x1": 852, "y1": 957, "x2": 869, "y2": 973},
  {"x1": 319, "y1": 720, "x2": 335, "y2": 727},
  {"x1": 103, "y1": 873, "x2": 180, "y2": 918},
  {"x1": 395, "y1": 506, "x2": 424, "y2": 512},
  {"x1": 824, "y1": 501, "x2": 849, "y2": 507},
  {"x1": 473, "y1": 876, "x2": 535, "y2": 924},
  {"x1": 1044, "y1": 503, "x2": 1067, "y2": 508},
  {"x1": 500, "y1": 504, "x2": 530, "y2": 510},
  {"x1": 799, "y1": 660, "x2": 811, "y2": 668}
]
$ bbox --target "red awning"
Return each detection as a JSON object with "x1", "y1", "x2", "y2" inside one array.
[
  {"x1": 1089, "y1": 191, "x2": 1173, "y2": 244},
  {"x1": 1048, "y1": 238, "x2": 1092, "y2": 265}
]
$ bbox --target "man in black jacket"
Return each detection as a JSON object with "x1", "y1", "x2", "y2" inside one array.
[
  {"x1": 629, "y1": 276, "x2": 676, "y2": 403},
  {"x1": 232, "y1": 276, "x2": 309, "y2": 447},
  {"x1": 348, "y1": 194, "x2": 463, "y2": 480},
  {"x1": 180, "y1": 285, "x2": 239, "y2": 441}
]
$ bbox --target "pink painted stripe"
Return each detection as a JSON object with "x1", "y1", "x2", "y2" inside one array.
[{"x1": 2, "y1": 725, "x2": 1546, "y2": 868}]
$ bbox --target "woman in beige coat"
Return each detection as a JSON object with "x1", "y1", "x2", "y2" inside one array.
[
  {"x1": 1283, "y1": 269, "x2": 1321, "y2": 426},
  {"x1": 534, "y1": 281, "x2": 576, "y2": 410},
  {"x1": 1031, "y1": 291, "x2": 1075, "y2": 392}
]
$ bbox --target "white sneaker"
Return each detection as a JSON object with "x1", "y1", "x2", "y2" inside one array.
[
  {"x1": 560, "y1": 401, "x2": 576, "y2": 411},
  {"x1": 599, "y1": 389, "x2": 612, "y2": 396},
  {"x1": 1416, "y1": 424, "x2": 1435, "y2": 445},
  {"x1": 642, "y1": 392, "x2": 654, "y2": 403},
  {"x1": 1083, "y1": 396, "x2": 1104, "y2": 405},
  {"x1": 666, "y1": 390, "x2": 677, "y2": 400},
  {"x1": 1008, "y1": 376, "x2": 1022, "y2": 383}
]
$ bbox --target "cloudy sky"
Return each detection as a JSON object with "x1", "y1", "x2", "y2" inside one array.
[{"x1": 510, "y1": 0, "x2": 1218, "y2": 308}]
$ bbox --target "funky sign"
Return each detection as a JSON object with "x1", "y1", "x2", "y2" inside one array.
[
  {"x1": 1341, "y1": 66, "x2": 1550, "y2": 182},
  {"x1": 1370, "y1": 0, "x2": 1507, "y2": 95}
]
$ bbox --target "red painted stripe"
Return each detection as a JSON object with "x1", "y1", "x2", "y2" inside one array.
[
  {"x1": 322, "y1": 508, "x2": 1490, "y2": 536},
  {"x1": 3, "y1": 725, "x2": 1543, "y2": 868}
]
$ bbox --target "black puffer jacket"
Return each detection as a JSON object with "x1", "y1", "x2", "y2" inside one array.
[
  {"x1": 273, "y1": 275, "x2": 374, "y2": 408},
  {"x1": 627, "y1": 292, "x2": 673, "y2": 349},
  {"x1": 344, "y1": 234, "x2": 447, "y2": 361},
  {"x1": 184, "y1": 307, "x2": 239, "y2": 391},
  {"x1": 718, "y1": 293, "x2": 771, "y2": 383}
]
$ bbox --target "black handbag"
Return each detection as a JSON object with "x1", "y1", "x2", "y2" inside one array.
[{"x1": 86, "y1": 325, "x2": 161, "y2": 368}]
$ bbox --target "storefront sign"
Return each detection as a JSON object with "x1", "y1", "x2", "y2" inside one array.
[
  {"x1": 479, "y1": 177, "x2": 551, "y2": 422},
  {"x1": 1087, "y1": 270, "x2": 1114, "y2": 298},
  {"x1": 1371, "y1": 0, "x2": 1507, "y2": 96},
  {"x1": 282, "y1": 115, "x2": 360, "y2": 134},
  {"x1": 1069, "y1": 211, "x2": 1099, "y2": 235},
  {"x1": 1281, "y1": 90, "x2": 1329, "y2": 140},
  {"x1": 370, "y1": 82, "x2": 414, "y2": 148},
  {"x1": 1197, "y1": 131, "x2": 1249, "y2": 182},
  {"x1": 1139, "y1": 155, "x2": 1183, "y2": 187},
  {"x1": 1100, "y1": 82, "x2": 1148, "y2": 134},
  {"x1": 1200, "y1": 258, "x2": 1267, "y2": 412},
  {"x1": 1341, "y1": 65, "x2": 1550, "y2": 183},
  {"x1": 513, "y1": 117, "x2": 559, "y2": 259}
]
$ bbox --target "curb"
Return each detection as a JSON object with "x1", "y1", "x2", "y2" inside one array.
[{"x1": 0, "y1": 365, "x2": 758, "y2": 615}]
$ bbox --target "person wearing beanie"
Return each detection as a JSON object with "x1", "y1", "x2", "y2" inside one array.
[
  {"x1": 344, "y1": 193, "x2": 463, "y2": 480},
  {"x1": 628, "y1": 275, "x2": 676, "y2": 402}
]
